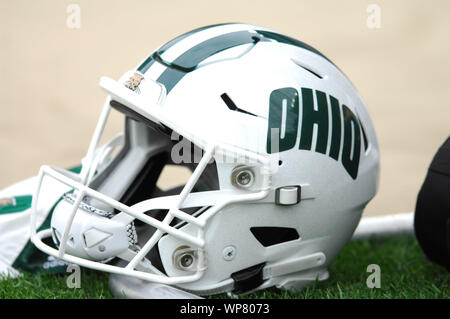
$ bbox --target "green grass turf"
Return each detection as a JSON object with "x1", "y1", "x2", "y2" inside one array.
[
  {"x1": 0, "y1": 269, "x2": 112, "y2": 299},
  {"x1": 244, "y1": 235, "x2": 450, "y2": 299},
  {"x1": 0, "y1": 236, "x2": 448, "y2": 299}
]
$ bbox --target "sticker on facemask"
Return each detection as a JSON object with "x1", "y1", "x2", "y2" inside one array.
[{"x1": 125, "y1": 72, "x2": 144, "y2": 93}]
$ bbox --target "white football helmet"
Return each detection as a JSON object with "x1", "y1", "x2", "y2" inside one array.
[{"x1": 30, "y1": 23, "x2": 379, "y2": 295}]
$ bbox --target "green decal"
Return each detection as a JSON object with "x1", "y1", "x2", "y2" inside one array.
[
  {"x1": 329, "y1": 95, "x2": 342, "y2": 161},
  {"x1": 342, "y1": 105, "x2": 361, "y2": 179},
  {"x1": 267, "y1": 87, "x2": 363, "y2": 179},
  {"x1": 359, "y1": 118, "x2": 369, "y2": 151},
  {"x1": 266, "y1": 88, "x2": 299, "y2": 153},
  {"x1": 138, "y1": 23, "x2": 238, "y2": 74},
  {"x1": 299, "y1": 88, "x2": 329, "y2": 154},
  {"x1": 156, "y1": 31, "x2": 262, "y2": 93}
]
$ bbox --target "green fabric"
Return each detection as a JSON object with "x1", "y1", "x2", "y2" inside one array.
[
  {"x1": 68, "y1": 164, "x2": 82, "y2": 174},
  {"x1": 0, "y1": 195, "x2": 32, "y2": 215},
  {"x1": 12, "y1": 196, "x2": 68, "y2": 274},
  {"x1": 9, "y1": 164, "x2": 81, "y2": 274}
]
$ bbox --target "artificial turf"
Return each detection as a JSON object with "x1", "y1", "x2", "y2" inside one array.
[{"x1": 0, "y1": 236, "x2": 448, "y2": 299}]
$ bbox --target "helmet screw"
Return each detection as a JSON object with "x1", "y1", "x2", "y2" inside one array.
[
  {"x1": 173, "y1": 247, "x2": 197, "y2": 271},
  {"x1": 237, "y1": 171, "x2": 252, "y2": 186},
  {"x1": 231, "y1": 166, "x2": 255, "y2": 189},
  {"x1": 223, "y1": 246, "x2": 236, "y2": 261},
  {"x1": 98, "y1": 245, "x2": 105, "y2": 252},
  {"x1": 180, "y1": 253, "x2": 194, "y2": 268}
]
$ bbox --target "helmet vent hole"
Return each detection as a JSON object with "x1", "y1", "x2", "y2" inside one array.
[
  {"x1": 250, "y1": 227, "x2": 300, "y2": 247},
  {"x1": 251, "y1": 36, "x2": 261, "y2": 43},
  {"x1": 291, "y1": 58, "x2": 324, "y2": 79}
]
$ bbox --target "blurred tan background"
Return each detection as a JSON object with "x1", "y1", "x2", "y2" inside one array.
[{"x1": 0, "y1": 0, "x2": 449, "y2": 216}]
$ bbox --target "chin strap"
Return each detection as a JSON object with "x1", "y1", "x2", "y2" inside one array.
[{"x1": 63, "y1": 193, "x2": 138, "y2": 247}]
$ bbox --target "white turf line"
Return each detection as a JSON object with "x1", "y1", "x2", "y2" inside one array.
[{"x1": 351, "y1": 212, "x2": 414, "y2": 241}]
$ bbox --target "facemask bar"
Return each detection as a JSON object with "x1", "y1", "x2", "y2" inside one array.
[
  {"x1": 79, "y1": 97, "x2": 114, "y2": 185},
  {"x1": 30, "y1": 100, "x2": 272, "y2": 285}
]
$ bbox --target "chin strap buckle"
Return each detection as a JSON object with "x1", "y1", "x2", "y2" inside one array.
[{"x1": 230, "y1": 263, "x2": 266, "y2": 294}]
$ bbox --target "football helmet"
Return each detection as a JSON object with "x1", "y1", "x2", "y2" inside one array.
[{"x1": 30, "y1": 23, "x2": 380, "y2": 295}]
